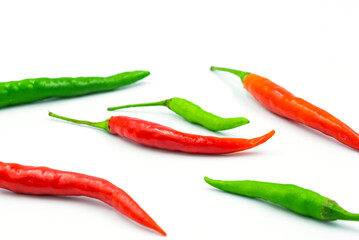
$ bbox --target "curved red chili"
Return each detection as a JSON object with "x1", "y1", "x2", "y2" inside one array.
[
  {"x1": 49, "y1": 112, "x2": 275, "y2": 154},
  {"x1": 0, "y1": 161, "x2": 166, "y2": 236},
  {"x1": 211, "y1": 66, "x2": 359, "y2": 150}
]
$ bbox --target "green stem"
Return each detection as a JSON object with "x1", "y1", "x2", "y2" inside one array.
[
  {"x1": 49, "y1": 112, "x2": 109, "y2": 132},
  {"x1": 339, "y1": 212, "x2": 359, "y2": 221},
  {"x1": 210, "y1": 66, "x2": 251, "y2": 83},
  {"x1": 107, "y1": 99, "x2": 168, "y2": 111},
  {"x1": 334, "y1": 206, "x2": 359, "y2": 221}
]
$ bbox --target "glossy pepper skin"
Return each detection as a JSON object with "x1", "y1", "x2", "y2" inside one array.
[
  {"x1": 49, "y1": 112, "x2": 274, "y2": 154},
  {"x1": 108, "y1": 97, "x2": 250, "y2": 131},
  {"x1": 205, "y1": 177, "x2": 359, "y2": 221},
  {"x1": 0, "y1": 161, "x2": 166, "y2": 236},
  {"x1": 211, "y1": 66, "x2": 359, "y2": 150},
  {"x1": 0, "y1": 70, "x2": 149, "y2": 108}
]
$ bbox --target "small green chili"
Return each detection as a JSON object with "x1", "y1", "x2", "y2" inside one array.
[
  {"x1": 0, "y1": 70, "x2": 149, "y2": 108},
  {"x1": 204, "y1": 177, "x2": 359, "y2": 221},
  {"x1": 107, "y1": 97, "x2": 250, "y2": 131}
]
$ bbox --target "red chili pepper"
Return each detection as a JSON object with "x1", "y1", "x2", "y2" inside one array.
[
  {"x1": 211, "y1": 66, "x2": 359, "y2": 150},
  {"x1": 0, "y1": 161, "x2": 166, "y2": 236},
  {"x1": 49, "y1": 112, "x2": 275, "y2": 154}
]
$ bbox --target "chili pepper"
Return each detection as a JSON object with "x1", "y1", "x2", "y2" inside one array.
[
  {"x1": 49, "y1": 112, "x2": 274, "y2": 154},
  {"x1": 107, "y1": 97, "x2": 250, "y2": 131},
  {"x1": 211, "y1": 66, "x2": 359, "y2": 150},
  {"x1": 0, "y1": 70, "x2": 149, "y2": 108},
  {"x1": 204, "y1": 177, "x2": 359, "y2": 221},
  {"x1": 0, "y1": 161, "x2": 166, "y2": 235}
]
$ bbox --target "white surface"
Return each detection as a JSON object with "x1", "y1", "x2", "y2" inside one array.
[{"x1": 0, "y1": 0, "x2": 359, "y2": 239}]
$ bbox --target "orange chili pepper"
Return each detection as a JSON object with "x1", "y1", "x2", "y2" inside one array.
[{"x1": 211, "y1": 66, "x2": 359, "y2": 150}]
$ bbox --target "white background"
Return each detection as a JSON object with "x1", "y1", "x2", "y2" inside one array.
[{"x1": 0, "y1": 0, "x2": 359, "y2": 239}]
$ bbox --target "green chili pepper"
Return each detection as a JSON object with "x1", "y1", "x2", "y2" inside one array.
[
  {"x1": 204, "y1": 177, "x2": 359, "y2": 221},
  {"x1": 0, "y1": 70, "x2": 149, "y2": 108},
  {"x1": 107, "y1": 97, "x2": 250, "y2": 131}
]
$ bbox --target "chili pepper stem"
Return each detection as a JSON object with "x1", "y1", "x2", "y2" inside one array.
[
  {"x1": 334, "y1": 207, "x2": 359, "y2": 221},
  {"x1": 49, "y1": 112, "x2": 110, "y2": 132},
  {"x1": 210, "y1": 66, "x2": 250, "y2": 83},
  {"x1": 108, "y1": 99, "x2": 168, "y2": 111}
]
